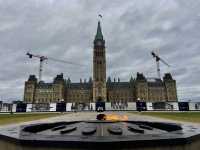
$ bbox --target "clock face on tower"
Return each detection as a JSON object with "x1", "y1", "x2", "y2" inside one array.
[{"x1": 96, "y1": 41, "x2": 102, "y2": 46}]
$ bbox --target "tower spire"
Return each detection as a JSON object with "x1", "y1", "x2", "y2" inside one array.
[{"x1": 95, "y1": 21, "x2": 103, "y2": 40}]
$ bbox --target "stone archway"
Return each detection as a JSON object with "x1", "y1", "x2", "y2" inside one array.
[{"x1": 97, "y1": 96, "x2": 103, "y2": 102}]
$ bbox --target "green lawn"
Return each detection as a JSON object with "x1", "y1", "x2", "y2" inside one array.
[
  {"x1": 137, "y1": 112, "x2": 200, "y2": 123},
  {"x1": 0, "y1": 113, "x2": 64, "y2": 125}
]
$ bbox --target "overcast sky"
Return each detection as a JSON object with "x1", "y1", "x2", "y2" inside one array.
[{"x1": 0, "y1": 0, "x2": 200, "y2": 102}]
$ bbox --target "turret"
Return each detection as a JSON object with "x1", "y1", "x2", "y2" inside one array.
[
  {"x1": 163, "y1": 73, "x2": 177, "y2": 101},
  {"x1": 135, "y1": 73, "x2": 148, "y2": 101},
  {"x1": 24, "y1": 75, "x2": 37, "y2": 103},
  {"x1": 53, "y1": 73, "x2": 65, "y2": 102}
]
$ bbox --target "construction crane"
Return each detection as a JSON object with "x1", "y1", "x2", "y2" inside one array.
[
  {"x1": 26, "y1": 52, "x2": 84, "y2": 82},
  {"x1": 151, "y1": 51, "x2": 170, "y2": 79}
]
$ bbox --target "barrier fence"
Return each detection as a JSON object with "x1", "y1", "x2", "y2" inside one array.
[{"x1": 0, "y1": 102, "x2": 200, "y2": 113}]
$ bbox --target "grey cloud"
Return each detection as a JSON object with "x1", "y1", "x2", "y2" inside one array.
[{"x1": 0, "y1": 0, "x2": 200, "y2": 101}]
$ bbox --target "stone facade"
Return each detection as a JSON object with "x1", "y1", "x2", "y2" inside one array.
[
  {"x1": 24, "y1": 74, "x2": 65, "y2": 103},
  {"x1": 24, "y1": 21, "x2": 178, "y2": 103}
]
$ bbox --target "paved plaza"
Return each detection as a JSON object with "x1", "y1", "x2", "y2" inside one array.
[{"x1": 0, "y1": 111, "x2": 200, "y2": 129}]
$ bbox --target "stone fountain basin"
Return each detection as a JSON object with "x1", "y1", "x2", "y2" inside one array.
[{"x1": 0, "y1": 120, "x2": 200, "y2": 150}]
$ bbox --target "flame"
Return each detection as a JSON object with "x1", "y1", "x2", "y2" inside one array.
[{"x1": 104, "y1": 114, "x2": 128, "y2": 121}]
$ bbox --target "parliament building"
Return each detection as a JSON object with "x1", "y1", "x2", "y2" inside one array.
[{"x1": 24, "y1": 21, "x2": 177, "y2": 103}]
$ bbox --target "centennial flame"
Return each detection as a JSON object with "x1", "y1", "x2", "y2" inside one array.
[
  {"x1": 97, "y1": 114, "x2": 128, "y2": 121},
  {"x1": 105, "y1": 114, "x2": 128, "y2": 121}
]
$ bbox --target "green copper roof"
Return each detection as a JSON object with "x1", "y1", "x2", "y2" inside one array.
[{"x1": 95, "y1": 21, "x2": 103, "y2": 40}]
